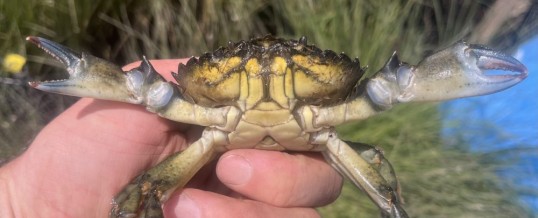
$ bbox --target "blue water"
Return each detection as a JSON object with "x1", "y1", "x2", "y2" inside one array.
[{"x1": 442, "y1": 37, "x2": 538, "y2": 212}]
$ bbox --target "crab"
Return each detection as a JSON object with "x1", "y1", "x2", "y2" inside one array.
[{"x1": 26, "y1": 35, "x2": 527, "y2": 218}]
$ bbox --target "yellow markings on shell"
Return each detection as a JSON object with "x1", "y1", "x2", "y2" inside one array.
[
  {"x1": 284, "y1": 68, "x2": 294, "y2": 101},
  {"x1": 238, "y1": 70, "x2": 249, "y2": 109},
  {"x1": 212, "y1": 72, "x2": 240, "y2": 100},
  {"x1": 291, "y1": 55, "x2": 342, "y2": 83},
  {"x1": 191, "y1": 63, "x2": 219, "y2": 84},
  {"x1": 293, "y1": 69, "x2": 321, "y2": 98},
  {"x1": 192, "y1": 56, "x2": 242, "y2": 84},
  {"x1": 183, "y1": 57, "x2": 244, "y2": 106},
  {"x1": 271, "y1": 57, "x2": 287, "y2": 76},
  {"x1": 219, "y1": 56, "x2": 242, "y2": 73},
  {"x1": 269, "y1": 57, "x2": 289, "y2": 108},
  {"x1": 245, "y1": 58, "x2": 262, "y2": 76},
  {"x1": 244, "y1": 58, "x2": 263, "y2": 109},
  {"x1": 291, "y1": 54, "x2": 346, "y2": 99}
]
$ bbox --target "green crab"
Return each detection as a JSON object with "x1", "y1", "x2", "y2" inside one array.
[{"x1": 26, "y1": 35, "x2": 527, "y2": 217}]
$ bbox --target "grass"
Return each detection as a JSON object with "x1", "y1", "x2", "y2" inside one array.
[
  {"x1": 325, "y1": 103, "x2": 530, "y2": 217},
  {"x1": 0, "y1": 0, "x2": 534, "y2": 217}
]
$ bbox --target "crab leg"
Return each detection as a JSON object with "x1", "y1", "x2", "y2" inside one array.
[
  {"x1": 366, "y1": 41, "x2": 528, "y2": 108},
  {"x1": 320, "y1": 130, "x2": 407, "y2": 218},
  {"x1": 110, "y1": 128, "x2": 222, "y2": 218},
  {"x1": 26, "y1": 37, "x2": 135, "y2": 102},
  {"x1": 314, "y1": 41, "x2": 528, "y2": 127},
  {"x1": 353, "y1": 142, "x2": 401, "y2": 199},
  {"x1": 26, "y1": 36, "x2": 237, "y2": 130}
]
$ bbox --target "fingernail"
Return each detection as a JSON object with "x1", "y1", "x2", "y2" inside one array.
[
  {"x1": 218, "y1": 154, "x2": 252, "y2": 186},
  {"x1": 174, "y1": 193, "x2": 200, "y2": 218}
]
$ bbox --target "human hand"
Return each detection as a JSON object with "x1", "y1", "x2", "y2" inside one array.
[{"x1": 0, "y1": 59, "x2": 343, "y2": 218}]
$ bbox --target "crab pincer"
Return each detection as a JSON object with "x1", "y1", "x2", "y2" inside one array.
[
  {"x1": 26, "y1": 36, "x2": 137, "y2": 101},
  {"x1": 366, "y1": 42, "x2": 527, "y2": 108},
  {"x1": 26, "y1": 36, "x2": 177, "y2": 112}
]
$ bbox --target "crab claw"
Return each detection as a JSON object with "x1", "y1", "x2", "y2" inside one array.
[
  {"x1": 367, "y1": 42, "x2": 528, "y2": 108},
  {"x1": 27, "y1": 36, "x2": 139, "y2": 103}
]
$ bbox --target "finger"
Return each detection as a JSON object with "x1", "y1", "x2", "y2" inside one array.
[
  {"x1": 164, "y1": 189, "x2": 321, "y2": 218},
  {"x1": 31, "y1": 98, "x2": 188, "y2": 163},
  {"x1": 216, "y1": 149, "x2": 343, "y2": 207}
]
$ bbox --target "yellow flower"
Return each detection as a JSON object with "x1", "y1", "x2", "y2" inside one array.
[{"x1": 2, "y1": 53, "x2": 27, "y2": 73}]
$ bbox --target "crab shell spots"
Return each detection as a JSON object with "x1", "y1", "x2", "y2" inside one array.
[
  {"x1": 176, "y1": 36, "x2": 364, "y2": 108},
  {"x1": 291, "y1": 54, "x2": 356, "y2": 103},
  {"x1": 177, "y1": 57, "x2": 242, "y2": 106}
]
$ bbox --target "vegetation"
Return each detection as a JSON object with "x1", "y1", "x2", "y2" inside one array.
[{"x1": 0, "y1": 0, "x2": 534, "y2": 217}]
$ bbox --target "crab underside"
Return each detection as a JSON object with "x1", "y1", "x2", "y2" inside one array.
[{"x1": 27, "y1": 35, "x2": 527, "y2": 218}]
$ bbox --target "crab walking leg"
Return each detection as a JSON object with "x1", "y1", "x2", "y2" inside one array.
[
  {"x1": 321, "y1": 131, "x2": 407, "y2": 218},
  {"x1": 352, "y1": 142, "x2": 402, "y2": 201},
  {"x1": 110, "y1": 129, "x2": 223, "y2": 218}
]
